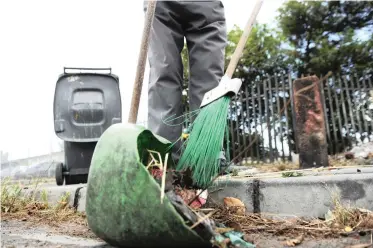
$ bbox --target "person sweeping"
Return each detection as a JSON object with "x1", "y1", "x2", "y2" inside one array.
[
  {"x1": 145, "y1": 0, "x2": 263, "y2": 188},
  {"x1": 144, "y1": 0, "x2": 230, "y2": 168}
]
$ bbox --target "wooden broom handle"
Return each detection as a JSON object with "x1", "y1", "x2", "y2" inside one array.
[
  {"x1": 225, "y1": 0, "x2": 264, "y2": 79},
  {"x1": 128, "y1": 0, "x2": 157, "y2": 124}
]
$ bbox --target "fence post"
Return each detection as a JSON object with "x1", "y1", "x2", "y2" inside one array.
[{"x1": 292, "y1": 76, "x2": 329, "y2": 169}]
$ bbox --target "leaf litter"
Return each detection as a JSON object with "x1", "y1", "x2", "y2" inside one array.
[
  {"x1": 3, "y1": 150, "x2": 373, "y2": 247},
  {"x1": 209, "y1": 196, "x2": 373, "y2": 247},
  {"x1": 146, "y1": 150, "x2": 373, "y2": 247}
]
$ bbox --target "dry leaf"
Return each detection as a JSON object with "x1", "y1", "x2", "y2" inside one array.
[
  {"x1": 223, "y1": 197, "x2": 245, "y2": 214},
  {"x1": 344, "y1": 226, "x2": 353, "y2": 232},
  {"x1": 283, "y1": 234, "x2": 304, "y2": 247},
  {"x1": 226, "y1": 221, "x2": 243, "y2": 232}
]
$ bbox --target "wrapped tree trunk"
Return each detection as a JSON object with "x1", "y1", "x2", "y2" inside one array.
[{"x1": 292, "y1": 76, "x2": 329, "y2": 169}]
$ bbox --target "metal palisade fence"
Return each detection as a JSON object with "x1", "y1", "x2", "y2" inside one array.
[
  {"x1": 227, "y1": 72, "x2": 373, "y2": 165},
  {"x1": 183, "y1": 72, "x2": 373, "y2": 165}
]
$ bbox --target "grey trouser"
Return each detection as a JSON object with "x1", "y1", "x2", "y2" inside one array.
[{"x1": 144, "y1": 1, "x2": 227, "y2": 162}]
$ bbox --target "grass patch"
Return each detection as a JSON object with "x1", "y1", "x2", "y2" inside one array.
[
  {"x1": 326, "y1": 191, "x2": 373, "y2": 231},
  {"x1": 1, "y1": 177, "x2": 86, "y2": 225}
]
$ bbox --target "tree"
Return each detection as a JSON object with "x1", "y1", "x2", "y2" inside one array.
[
  {"x1": 277, "y1": 1, "x2": 373, "y2": 76},
  {"x1": 277, "y1": 1, "x2": 373, "y2": 151},
  {"x1": 225, "y1": 24, "x2": 293, "y2": 83}
]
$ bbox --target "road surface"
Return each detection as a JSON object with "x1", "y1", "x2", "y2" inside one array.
[{"x1": 2, "y1": 219, "x2": 372, "y2": 248}]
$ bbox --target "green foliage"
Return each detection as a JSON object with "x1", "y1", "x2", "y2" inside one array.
[
  {"x1": 277, "y1": 0, "x2": 373, "y2": 76},
  {"x1": 225, "y1": 24, "x2": 292, "y2": 83}
]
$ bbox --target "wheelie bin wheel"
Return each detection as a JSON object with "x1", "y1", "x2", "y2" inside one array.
[{"x1": 55, "y1": 162, "x2": 64, "y2": 186}]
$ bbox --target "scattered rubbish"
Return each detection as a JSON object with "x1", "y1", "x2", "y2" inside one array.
[
  {"x1": 345, "y1": 142, "x2": 373, "y2": 160},
  {"x1": 213, "y1": 224, "x2": 256, "y2": 248},
  {"x1": 174, "y1": 187, "x2": 208, "y2": 209},
  {"x1": 223, "y1": 231, "x2": 256, "y2": 248},
  {"x1": 144, "y1": 146, "x2": 373, "y2": 247}
]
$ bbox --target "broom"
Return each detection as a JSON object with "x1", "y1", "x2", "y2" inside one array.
[{"x1": 176, "y1": 0, "x2": 264, "y2": 188}]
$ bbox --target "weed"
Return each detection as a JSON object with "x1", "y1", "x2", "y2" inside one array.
[{"x1": 1, "y1": 178, "x2": 85, "y2": 225}]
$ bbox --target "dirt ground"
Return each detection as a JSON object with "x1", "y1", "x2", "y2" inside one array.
[
  {"x1": 1, "y1": 218, "x2": 372, "y2": 248},
  {"x1": 1, "y1": 218, "x2": 109, "y2": 248}
]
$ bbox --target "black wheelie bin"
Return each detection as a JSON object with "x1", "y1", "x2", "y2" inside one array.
[{"x1": 53, "y1": 67, "x2": 122, "y2": 185}]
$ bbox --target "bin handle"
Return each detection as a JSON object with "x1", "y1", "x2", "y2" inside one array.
[{"x1": 63, "y1": 67, "x2": 112, "y2": 74}]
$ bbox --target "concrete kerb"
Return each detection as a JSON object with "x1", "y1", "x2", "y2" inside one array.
[
  {"x1": 208, "y1": 173, "x2": 373, "y2": 219},
  {"x1": 16, "y1": 171, "x2": 373, "y2": 219},
  {"x1": 21, "y1": 184, "x2": 87, "y2": 210}
]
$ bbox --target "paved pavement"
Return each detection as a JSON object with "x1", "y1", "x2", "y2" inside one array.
[{"x1": 1, "y1": 220, "x2": 111, "y2": 248}]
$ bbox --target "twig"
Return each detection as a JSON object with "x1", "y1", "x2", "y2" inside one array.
[
  {"x1": 190, "y1": 210, "x2": 217, "y2": 229},
  {"x1": 199, "y1": 208, "x2": 216, "y2": 212},
  {"x1": 160, "y1": 153, "x2": 169, "y2": 204}
]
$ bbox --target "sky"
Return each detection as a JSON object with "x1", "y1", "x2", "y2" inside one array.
[{"x1": 0, "y1": 0, "x2": 286, "y2": 161}]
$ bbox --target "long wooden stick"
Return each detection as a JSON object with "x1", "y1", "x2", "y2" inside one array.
[
  {"x1": 128, "y1": 0, "x2": 157, "y2": 124},
  {"x1": 225, "y1": 0, "x2": 264, "y2": 78}
]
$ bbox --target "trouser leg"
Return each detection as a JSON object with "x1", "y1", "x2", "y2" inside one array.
[
  {"x1": 183, "y1": 1, "x2": 227, "y2": 113},
  {"x1": 182, "y1": 1, "x2": 229, "y2": 168},
  {"x1": 144, "y1": 1, "x2": 185, "y2": 163}
]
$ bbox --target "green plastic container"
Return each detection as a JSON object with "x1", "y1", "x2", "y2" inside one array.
[{"x1": 85, "y1": 123, "x2": 210, "y2": 248}]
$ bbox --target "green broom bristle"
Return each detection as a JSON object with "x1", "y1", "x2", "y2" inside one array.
[{"x1": 176, "y1": 96, "x2": 231, "y2": 188}]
